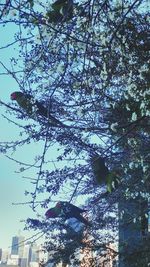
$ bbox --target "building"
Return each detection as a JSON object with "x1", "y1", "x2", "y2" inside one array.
[
  {"x1": 11, "y1": 237, "x2": 19, "y2": 256},
  {"x1": 0, "y1": 249, "x2": 2, "y2": 262},
  {"x1": 20, "y1": 243, "x2": 30, "y2": 267},
  {"x1": 1, "y1": 250, "x2": 9, "y2": 264},
  {"x1": 7, "y1": 254, "x2": 19, "y2": 265},
  {"x1": 20, "y1": 242, "x2": 41, "y2": 267},
  {"x1": 29, "y1": 243, "x2": 39, "y2": 263},
  {"x1": 11, "y1": 235, "x2": 25, "y2": 257},
  {"x1": 10, "y1": 235, "x2": 25, "y2": 266}
]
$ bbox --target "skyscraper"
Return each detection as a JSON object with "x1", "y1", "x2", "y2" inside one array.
[
  {"x1": 11, "y1": 235, "x2": 25, "y2": 256},
  {"x1": 10, "y1": 235, "x2": 25, "y2": 266},
  {"x1": 11, "y1": 236, "x2": 19, "y2": 255},
  {"x1": 21, "y1": 243, "x2": 30, "y2": 267},
  {"x1": 29, "y1": 243, "x2": 39, "y2": 263}
]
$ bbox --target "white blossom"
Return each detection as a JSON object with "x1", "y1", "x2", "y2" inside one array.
[
  {"x1": 143, "y1": 165, "x2": 148, "y2": 173},
  {"x1": 122, "y1": 36, "x2": 126, "y2": 44},
  {"x1": 146, "y1": 109, "x2": 150, "y2": 116},
  {"x1": 91, "y1": 88, "x2": 95, "y2": 96},
  {"x1": 139, "y1": 63, "x2": 149, "y2": 72},
  {"x1": 129, "y1": 162, "x2": 134, "y2": 169},
  {"x1": 124, "y1": 168, "x2": 128, "y2": 174},
  {"x1": 101, "y1": 35, "x2": 107, "y2": 45},
  {"x1": 140, "y1": 101, "x2": 146, "y2": 110},
  {"x1": 140, "y1": 157, "x2": 144, "y2": 166},
  {"x1": 126, "y1": 104, "x2": 130, "y2": 111},
  {"x1": 131, "y1": 112, "x2": 137, "y2": 121},
  {"x1": 76, "y1": 17, "x2": 82, "y2": 27},
  {"x1": 110, "y1": 122, "x2": 118, "y2": 132},
  {"x1": 120, "y1": 210, "x2": 124, "y2": 219}
]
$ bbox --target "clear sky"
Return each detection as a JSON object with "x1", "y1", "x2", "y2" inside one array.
[
  {"x1": 0, "y1": 22, "x2": 45, "y2": 250},
  {"x1": 0, "y1": 18, "x2": 77, "y2": 251}
]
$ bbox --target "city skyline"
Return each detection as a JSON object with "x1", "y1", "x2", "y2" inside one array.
[
  {"x1": 0, "y1": 230, "x2": 44, "y2": 252},
  {"x1": 0, "y1": 144, "x2": 43, "y2": 249},
  {"x1": 0, "y1": 233, "x2": 47, "y2": 267}
]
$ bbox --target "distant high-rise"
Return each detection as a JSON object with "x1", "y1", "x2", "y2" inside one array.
[
  {"x1": 0, "y1": 248, "x2": 2, "y2": 261},
  {"x1": 10, "y1": 235, "x2": 25, "y2": 266},
  {"x1": 30, "y1": 243, "x2": 39, "y2": 263},
  {"x1": 21, "y1": 243, "x2": 30, "y2": 267},
  {"x1": 11, "y1": 236, "x2": 19, "y2": 255},
  {"x1": 11, "y1": 235, "x2": 25, "y2": 256},
  {"x1": 18, "y1": 236, "x2": 25, "y2": 259},
  {"x1": 1, "y1": 250, "x2": 9, "y2": 264}
]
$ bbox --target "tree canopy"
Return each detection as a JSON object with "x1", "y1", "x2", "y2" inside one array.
[{"x1": 0, "y1": 0, "x2": 150, "y2": 266}]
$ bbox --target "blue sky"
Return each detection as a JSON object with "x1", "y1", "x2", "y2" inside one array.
[
  {"x1": 0, "y1": 23, "x2": 45, "y2": 250},
  {"x1": 0, "y1": 20, "x2": 80, "y2": 251}
]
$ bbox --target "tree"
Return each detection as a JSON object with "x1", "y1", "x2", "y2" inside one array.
[{"x1": 0, "y1": 0, "x2": 149, "y2": 266}]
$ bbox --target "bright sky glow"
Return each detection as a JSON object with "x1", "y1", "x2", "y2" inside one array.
[
  {"x1": 0, "y1": 20, "x2": 86, "y2": 251},
  {"x1": 0, "y1": 23, "x2": 44, "y2": 250}
]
